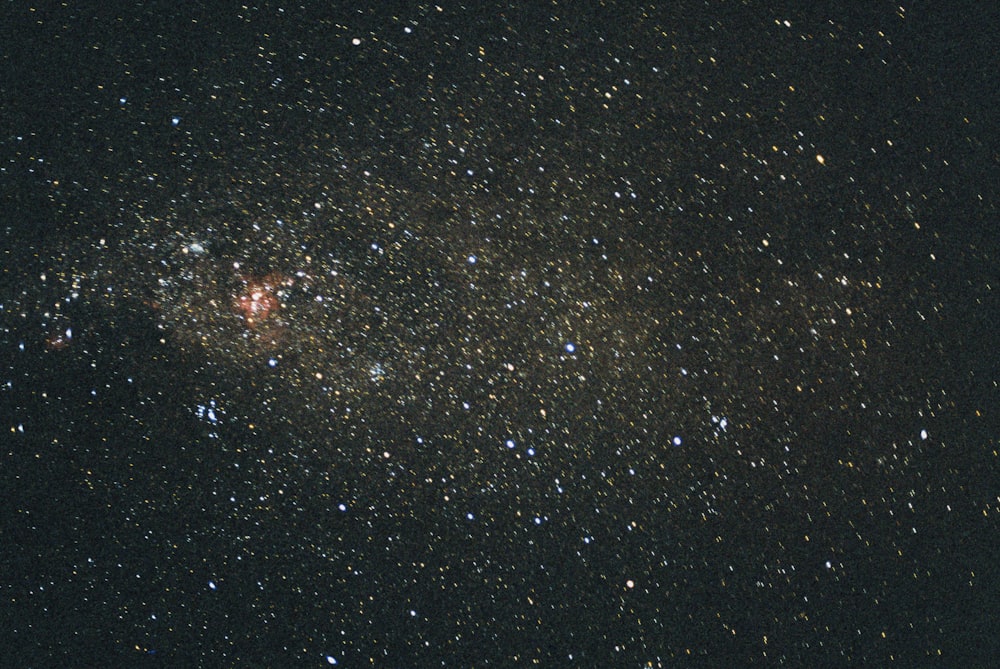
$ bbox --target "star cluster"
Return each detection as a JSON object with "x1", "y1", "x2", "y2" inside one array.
[{"x1": 2, "y1": 2, "x2": 996, "y2": 666}]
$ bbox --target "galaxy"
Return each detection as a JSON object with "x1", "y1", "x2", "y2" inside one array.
[{"x1": 2, "y1": 2, "x2": 997, "y2": 666}]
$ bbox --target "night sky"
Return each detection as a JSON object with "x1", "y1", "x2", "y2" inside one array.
[{"x1": 2, "y1": 2, "x2": 998, "y2": 666}]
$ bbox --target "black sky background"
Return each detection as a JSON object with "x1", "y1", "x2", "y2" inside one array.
[{"x1": 2, "y1": 2, "x2": 998, "y2": 666}]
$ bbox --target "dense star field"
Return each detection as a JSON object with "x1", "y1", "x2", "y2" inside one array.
[{"x1": 2, "y1": 2, "x2": 997, "y2": 666}]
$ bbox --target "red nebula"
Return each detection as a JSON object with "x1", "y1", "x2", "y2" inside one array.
[
  {"x1": 234, "y1": 272, "x2": 291, "y2": 327},
  {"x1": 45, "y1": 327, "x2": 73, "y2": 351}
]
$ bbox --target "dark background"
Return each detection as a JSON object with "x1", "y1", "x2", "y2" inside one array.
[{"x1": 2, "y1": 2, "x2": 997, "y2": 666}]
